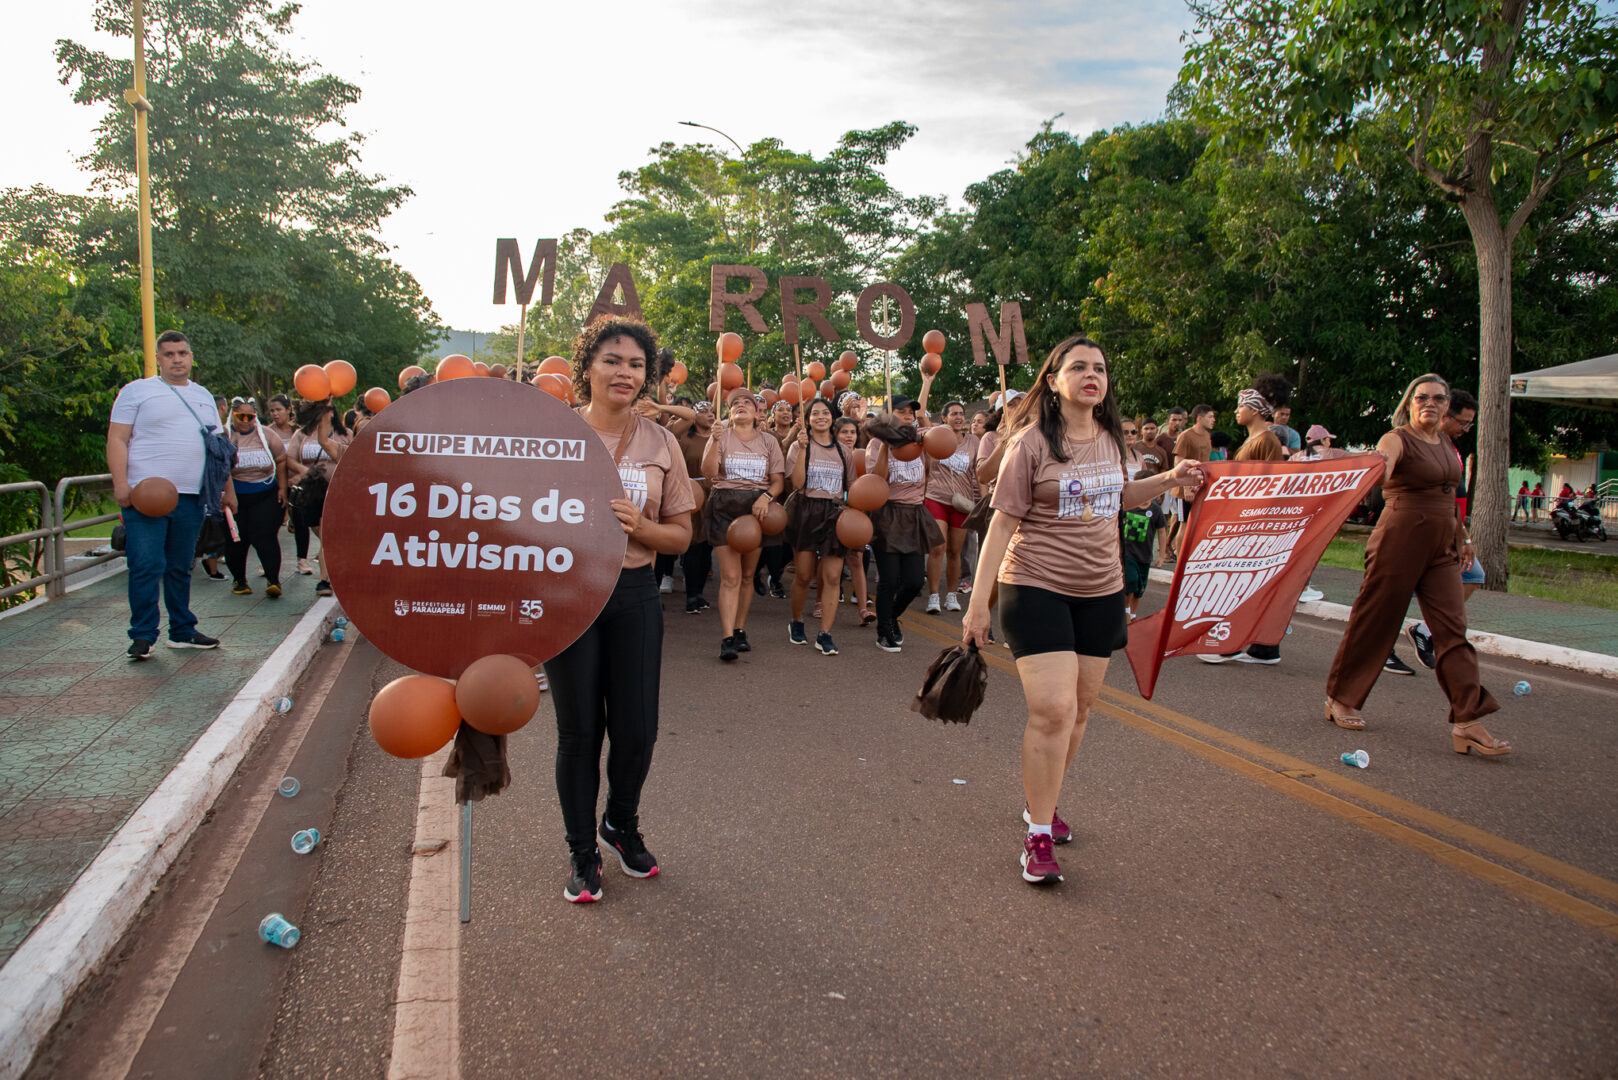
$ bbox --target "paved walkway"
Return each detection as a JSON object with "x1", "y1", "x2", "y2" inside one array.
[{"x1": 0, "y1": 534, "x2": 322, "y2": 965}]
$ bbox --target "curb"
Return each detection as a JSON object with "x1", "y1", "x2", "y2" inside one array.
[
  {"x1": 1146, "y1": 568, "x2": 1618, "y2": 680},
  {"x1": 0, "y1": 597, "x2": 339, "y2": 1080}
]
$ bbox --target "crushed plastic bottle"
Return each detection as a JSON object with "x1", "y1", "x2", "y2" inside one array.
[
  {"x1": 272, "y1": 697, "x2": 293, "y2": 714},
  {"x1": 334, "y1": 616, "x2": 349, "y2": 628},
  {"x1": 1513, "y1": 681, "x2": 1531, "y2": 696},
  {"x1": 277, "y1": 776, "x2": 300, "y2": 797},
  {"x1": 331, "y1": 627, "x2": 345, "y2": 643},
  {"x1": 1340, "y1": 749, "x2": 1369, "y2": 769},
  {"x1": 258, "y1": 913, "x2": 300, "y2": 948},
  {"x1": 291, "y1": 828, "x2": 322, "y2": 855}
]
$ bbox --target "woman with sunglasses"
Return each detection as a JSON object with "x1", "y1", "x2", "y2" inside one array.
[
  {"x1": 284, "y1": 400, "x2": 350, "y2": 597},
  {"x1": 702, "y1": 388, "x2": 785, "y2": 662},
  {"x1": 1325, "y1": 373, "x2": 1508, "y2": 756},
  {"x1": 223, "y1": 398, "x2": 288, "y2": 597}
]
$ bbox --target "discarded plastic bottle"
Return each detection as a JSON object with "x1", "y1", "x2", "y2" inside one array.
[
  {"x1": 278, "y1": 776, "x2": 300, "y2": 798},
  {"x1": 291, "y1": 828, "x2": 322, "y2": 854},
  {"x1": 331, "y1": 627, "x2": 345, "y2": 643},
  {"x1": 1340, "y1": 749, "x2": 1370, "y2": 769},
  {"x1": 258, "y1": 913, "x2": 300, "y2": 948},
  {"x1": 273, "y1": 697, "x2": 293, "y2": 714},
  {"x1": 334, "y1": 616, "x2": 349, "y2": 628},
  {"x1": 1513, "y1": 681, "x2": 1531, "y2": 696}
]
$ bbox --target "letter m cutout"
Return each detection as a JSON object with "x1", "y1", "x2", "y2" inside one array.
[{"x1": 493, "y1": 238, "x2": 558, "y2": 306}]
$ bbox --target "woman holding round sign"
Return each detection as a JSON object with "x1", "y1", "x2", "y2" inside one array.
[
  {"x1": 547, "y1": 317, "x2": 696, "y2": 904},
  {"x1": 702, "y1": 388, "x2": 785, "y2": 662},
  {"x1": 962, "y1": 335, "x2": 1206, "y2": 887},
  {"x1": 222, "y1": 398, "x2": 287, "y2": 597},
  {"x1": 784, "y1": 396, "x2": 857, "y2": 655}
]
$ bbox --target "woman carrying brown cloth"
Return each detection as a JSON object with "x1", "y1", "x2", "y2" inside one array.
[{"x1": 1325, "y1": 373, "x2": 1509, "y2": 756}]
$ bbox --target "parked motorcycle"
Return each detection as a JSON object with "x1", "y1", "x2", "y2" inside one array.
[{"x1": 1551, "y1": 498, "x2": 1608, "y2": 542}]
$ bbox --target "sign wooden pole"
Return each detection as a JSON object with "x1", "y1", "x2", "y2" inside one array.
[
  {"x1": 793, "y1": 343, "x2": 802, "y2": 382},
  {"x1": 515, "y1": 302, "x2": 527, "y2": 382}
]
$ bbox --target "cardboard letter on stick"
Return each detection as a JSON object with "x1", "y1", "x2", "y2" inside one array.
[
  {"x1": 855, "y1": 283, "x2": 915, "y2": 350},
  {"x1": 964, "y1": 302, "x2": 1028, "y2": 367},
  {"x1": 779, "y1": 276, "x2": 840, "y2": 345},
  {"x1": 586, "y1": 263, "x2": 643, "y2": 324},
  {"x1": 709, "y1": 265, "x2": 769, "y2": 333},
  {"x1": 493, "y1": 238, "x2": 558, "y2": 306}
]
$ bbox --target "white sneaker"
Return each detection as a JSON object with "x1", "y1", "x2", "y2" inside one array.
[
  {"x1": 944, "y1": 592, "x2": 961, "y2": 612},
  {"x1": 534, "y1": 672, "x2": 548, "y2": 691},
  {"x1": 1298, "y1": 586, "x2": 1324, "y2": 604},
  {"x1": 658, "y1": 577, "x2": 673, "y2": 594},
  {"x1": 1198, "y1": 653, "x2": 1233, "y2": 664},
  {"x1": 926, "y1": 593, "x2": 941, "y2": 614}
]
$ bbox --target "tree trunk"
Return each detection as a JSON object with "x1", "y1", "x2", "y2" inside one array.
[{"x1": 1459, "y1": 195, "x2": 1512, "y2": 590}]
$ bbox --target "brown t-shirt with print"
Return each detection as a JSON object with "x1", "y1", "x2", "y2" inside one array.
[
  {"x1": 925, "y1": 431, "x2": 980, "y2": 505},
  {"x1": 992, "y1": 426, "x2": 1128, "y2": 598},
  {"x1": 707, "y1": 427, "x2": 785, "y2": 491},
  {"x1": 865, "y1": 440, "x2": 928, "y2": 505},
  {"x1": 594, "y1": 415, "x2": 697, "y2": 569},
  {"x1": 228, "y1": 424, "x2": 286, "y2": 485},
  {"x1": 287, "y1": 430, "x2": 351, "y2": 481},
  {"x1": 785, "y1": 438, "x2": 856, "y2": 500}
]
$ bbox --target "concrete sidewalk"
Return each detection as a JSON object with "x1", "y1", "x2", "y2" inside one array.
[{"x1": 0, "y1": 534, "x2": 327, "y2": 965}]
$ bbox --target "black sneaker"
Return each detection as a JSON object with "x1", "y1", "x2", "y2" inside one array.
[
  {"x1": 788, "y1": 620, "x2": 808, "y2": 645},
  {"x1": 769, "y1": 580, "x2": 787, "y2": 600},
  {"x1": 166, "y1": 632, "x2": 220, "y2": 650},
  {"x1": 1405, "y1": 623, "x2": 1436, "y2": 670},
  {"x1": 563, "y1": 848, "x2": 604, "y2": 903},
  {"x1": 685, "y1": 596, "x2": 706, "y2": 614},
  {"x1": 815, "y1": 631, "x2": 838, "y2": 656},
  {"x1": 231, "y1": 580, "x2": 252, "y2": 595},
  {"x1": 315, "y1": 579, "x2": 333, "y2": 597},
  {"x1": 733, "y1": 628, "x2": 751, "y2": 652},
  {"x1": 876, "y1": 631, "x2": 901, "y2": 653},
  {"x1": 890, "y1": 620, "x2": 904, "y2": 646},
  {"x1": 720, "y1": 635, "x2": 739, "y2": 662},
  {"x1": 265, "y1": 583, "x2": 282, "y2": 598},
  {"x1": 127, "y1": 638, "x2": 154, "y2": 661},
  {"x1": 204, "y1": 567, "x2": 226, "y2": 581},
  {"x1": 1383, "y1": 651, "x2": 1416, "y2": 677},
  {"x1": 599, "y1": 819, "x2": 659, "y2": 878}
]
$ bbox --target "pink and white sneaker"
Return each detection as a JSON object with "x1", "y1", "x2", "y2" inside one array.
[
  {"x1": 1021, "y1": 832, "x2": 1063, "y2": 884},
  {"x1": 1022, "y1": 806, "x2": 1072, "y2": 845}
]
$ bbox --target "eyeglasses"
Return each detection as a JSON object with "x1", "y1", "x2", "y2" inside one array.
[
  {"x1": 232, "y1": 411, "x2": 256, "y2": 420},
  {"x1": 1413, "y1": 393, "x2": 1449, "y2": 405},
  {"x1": 1451, "y1": 417, "x2": 1474, "y2": 430},
  {"x1": 1123, "y1": 428, "x2": 1137, "y2": 436}
]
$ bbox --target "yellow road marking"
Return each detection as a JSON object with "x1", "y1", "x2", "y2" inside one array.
[{"x1": 902, "y1": 612, "x2": 1618, "y2": 941}]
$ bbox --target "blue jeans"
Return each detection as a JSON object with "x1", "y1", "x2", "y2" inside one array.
[{"x1": 123, "y1": 494, "x2": 205, "y2": 642}]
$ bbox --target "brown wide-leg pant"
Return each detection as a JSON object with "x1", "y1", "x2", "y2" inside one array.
[{"x1": 1326, "y1": 507, "x2": 1498, "y2": 725}]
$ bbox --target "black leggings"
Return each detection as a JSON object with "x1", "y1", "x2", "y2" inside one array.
[
  {"x1": 682, "y1": 539, "x2": 712, "y2": 599},
  {"x1": 290, "y1": 505, "x2": 311, "y2": 559},
  {"x1": 874, "y1": 548, "x2": 926, "y2": 634},
  {"x1": 225, "y1": 487, "x2": 283, "y2": 585},
  {"x1": 543, "y1": 566, "x2": 663, "y2": 854}
]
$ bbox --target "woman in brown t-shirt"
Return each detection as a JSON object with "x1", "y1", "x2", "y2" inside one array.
[
  {"x1": 545, "y1": 317, "x2": 696, "y2": 903},
  {"x1": 784, "y1": 396, "x2": 857, "y2": 654},
  {"x1": 963, "y1": 335, "x2": 1205, "y2": 887},
  {"x1": 701, "y1": 388, "x2": 785, "y2": 662}
]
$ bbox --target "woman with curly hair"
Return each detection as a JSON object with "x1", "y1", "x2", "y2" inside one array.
[
  {"x1": 963, "y1": 335, "x2": 1205, "y2": 886},
  {"x1": 1325, "y1": 373, "x2": 1507, "y2": 756},
  {"x1": 702, "y1": 387, "x2": 785, "y2": 663},
  {"x1": 545, "y1": 317, "x2": 696, "y2": 904}
]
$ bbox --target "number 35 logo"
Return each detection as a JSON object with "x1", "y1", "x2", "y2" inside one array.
[
  {"x1": 1208, "y1": 621, "x2": 1232, "y2": 642},
  {"x1": 519, "y1": 599, "x2": 544, "y2": 619}
]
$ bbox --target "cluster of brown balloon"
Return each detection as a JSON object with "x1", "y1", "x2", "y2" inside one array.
[
  {"x1": 293, "y1": 359, "x2": 392, "y2": 415},
  {"x1": 395, "y1": 353, "x2": 516, "y2": 398},
  {"x1": 368, "y1": 654, "x2": 540, "y2": 759}
]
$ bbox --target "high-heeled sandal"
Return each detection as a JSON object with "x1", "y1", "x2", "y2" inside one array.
[
  {"x1": 1452, "y1": 723, "x2": 1512, "y2": 757},
  {"x1": 1324, "y1": 697, "x2": 1365, "y2": 731}
]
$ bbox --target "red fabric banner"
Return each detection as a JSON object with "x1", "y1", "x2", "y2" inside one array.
[{"x1": 1124, "y1": 455, "x2": 1385, "y2": 699}]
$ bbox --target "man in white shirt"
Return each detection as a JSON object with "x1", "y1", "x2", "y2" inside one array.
[{"x1": 107, "y1": 331, "x2": 235, "y2": 659}]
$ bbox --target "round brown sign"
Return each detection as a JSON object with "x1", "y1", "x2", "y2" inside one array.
[{"x1": 323, "y1": 378, "x2": 627, "y2": 678}]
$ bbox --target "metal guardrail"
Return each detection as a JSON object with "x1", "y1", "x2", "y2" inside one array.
[{"x1": 0, "y1": 474, "x2": 126, "y2": 603}]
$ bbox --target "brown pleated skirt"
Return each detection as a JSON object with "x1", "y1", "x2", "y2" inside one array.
[
  {"x1": 871, "y1": 500, "x2": 941, "y2": 555},
  {"x1": 784, "y1": 492, "x2": 851, "y2": 557}
]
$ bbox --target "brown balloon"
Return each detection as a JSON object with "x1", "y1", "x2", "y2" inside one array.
[
  {"x1": 130, "y1": 476, "x2": 178, "y2": 518},
  {"x1": 852, "y1": 452, "x2": 867, "y2": 478},
  {"x1": 892, "y1": 440, "x2": 924, "y2": 462},
  {"x1": 535, "y1": 372, "x2": 571, "y2": 401},
  {"x1": 847, "y1": 473, "x2": 889, "y2": 512},
  {"x1": 369, "y1": 675, "x2": 462, "y2": 759},
  {"x1": 838, "y1": 350, "x2": 859, "y2": 371},
  {"x1": 820, "y1": 379, "x2": 837, "y2": 399},
  {"x1": 489, "y1": 364, "x2": 508, "y2": 379},
  {"x1": 324, "y1": 359, "x2": 357, "y2": 397},
  {"x1": 761, "y1": 387, "x2": 778, "y2": 406},
  {"x1": 806, "y1": 361, "x2": 826, "y2": 382},
  {"x1": 690, "y1": 479, "x2": 706, "y2": 514},
  {"x1": 363, "y1": 386, "x2": 391, "y2": 413},
  {"x1": 454, "y1": 654, "x2": 541, "y2": 736},
  {"x1": 923, "y1": 425, "x2": 958, "y2": 459},
  {"x1": 835, "y1": 508, "x2": 873, "y2": 549},
  {"x1": 760, "y1": 502, "x2": 788, "y2": 535},
  {"x1": 397, "y1": 365, "x2": 426, "y2": 390},
  {"x1": 830, "y1": 369, "x2": 851, "y2": 391},
  {"x1": 538, "y1": 355, "x2": 572, "y2": 376},
  {"x1": 473, "y1": 362, "x2": 490, "y2": 377},
  {"x1": 437, "y1": 354, "x2": 475, "y2": 381},
  {"x1": 718, "y1": 332, "x2": 744, "y2": 364},
  {"x1": 922, "y1": 329, "x2": 946, "y2": 354},
  {"x1": 921, "y1": 353, "x2": 943, "y2": 376},
  {"x1": 727, "y1": 514, "x2": 763, "y2": 552},
  {"x1": 294, "y1": 364, "x2": 331, "y2": 401},
  {"x1": 777, "y1": 381, "x2": 800, "y2": 405},
  {"x1": 720, "y1": 363, "x2": 744, "y2": 391}
]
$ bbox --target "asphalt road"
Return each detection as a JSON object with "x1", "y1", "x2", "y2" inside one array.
[{"x1": 27, "y1": 581, "x2": 1618, "y2": 1079}]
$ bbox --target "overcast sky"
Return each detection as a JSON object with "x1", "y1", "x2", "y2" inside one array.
[{"x1": 5, "y1": 0, "x2": 1192, "y2": 331}]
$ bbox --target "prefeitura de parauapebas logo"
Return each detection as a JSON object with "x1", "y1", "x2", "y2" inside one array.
[{"x1": 322, "y1": 379, "x2": 627, "y2": 678}]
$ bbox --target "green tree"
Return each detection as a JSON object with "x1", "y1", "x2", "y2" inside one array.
[{"x1": 1179, "y1": 0, "x2": 1618, "y2": 585}]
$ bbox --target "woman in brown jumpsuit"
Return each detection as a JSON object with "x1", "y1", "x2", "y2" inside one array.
[{"x1": 1325, "y1": 374, "x2": 1510, "y2": 756}]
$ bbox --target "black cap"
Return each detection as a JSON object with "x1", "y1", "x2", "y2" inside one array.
[{"x1": 888, "y1": 395, "x2": 916, "y2": 413}]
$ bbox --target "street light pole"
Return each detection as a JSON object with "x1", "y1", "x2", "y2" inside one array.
[
  {"x1": 678, "y1": 120, "x2": 744, "y2": 156},
  {"x1": 124, "y1": 0, "x2": 157, "y2": 378}
]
